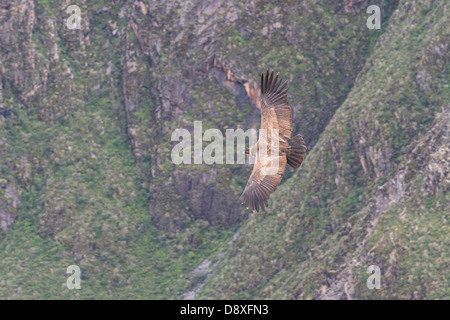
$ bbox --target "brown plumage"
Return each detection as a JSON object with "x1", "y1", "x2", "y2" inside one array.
[{"x1": 240, "y1": 70, "x2": 307, "y2": 212}]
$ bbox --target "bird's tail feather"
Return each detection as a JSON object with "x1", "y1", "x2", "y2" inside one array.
[{"x1": 286, "y1": 134, "x2": 306, "y2": 169}]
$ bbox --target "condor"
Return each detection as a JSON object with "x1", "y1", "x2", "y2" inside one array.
[{"x1": 241, "y1": 70, "x2": 307, "y2": 212}]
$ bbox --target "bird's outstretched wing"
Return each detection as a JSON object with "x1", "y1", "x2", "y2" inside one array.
[{"x1": 240, "y1": 155, "x2": 287, "y2": 212}]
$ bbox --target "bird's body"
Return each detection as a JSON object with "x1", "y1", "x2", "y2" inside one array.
[{"x1": 240, "y1": 70, "x2": 307, "y2": 212}]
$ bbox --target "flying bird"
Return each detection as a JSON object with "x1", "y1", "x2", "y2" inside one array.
[{"x1": 240, "y1": 70, "x2": 307, "y2": 212}]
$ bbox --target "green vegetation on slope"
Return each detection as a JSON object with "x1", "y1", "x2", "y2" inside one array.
[
  {"x1": 0, "y1": 0, "x2": 447, "y2": 299},
  {"x1": 199, "y1": 0, "x2": 449, "y2": 299}
]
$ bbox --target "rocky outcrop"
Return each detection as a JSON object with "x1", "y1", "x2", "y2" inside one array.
[
  {"x1": 200, "y1": 55, "x2": 261, "y2": 110},
  {"x1": 319, "y1": 108, "x2": 449, "y2": 300},
  {"x1": 0, "y1": 180, "x2": 20, "y2": 233}
]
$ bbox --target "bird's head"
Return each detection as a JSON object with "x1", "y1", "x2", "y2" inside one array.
[{"x1": 245, "y1": 147, "x2": 250, "y2": 154}]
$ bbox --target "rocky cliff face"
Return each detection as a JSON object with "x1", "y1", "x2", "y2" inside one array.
[{"x1": 0, "y1": 0, "x2": 447, "y2": 299}]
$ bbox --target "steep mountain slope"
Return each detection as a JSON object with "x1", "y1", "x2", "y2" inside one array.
[
  {"x1": 0, "y1": 0, "x2": 447, "y2": 299},
  {"x1": 199, "y1": 0, "x2": 449, "y2": 299}
]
